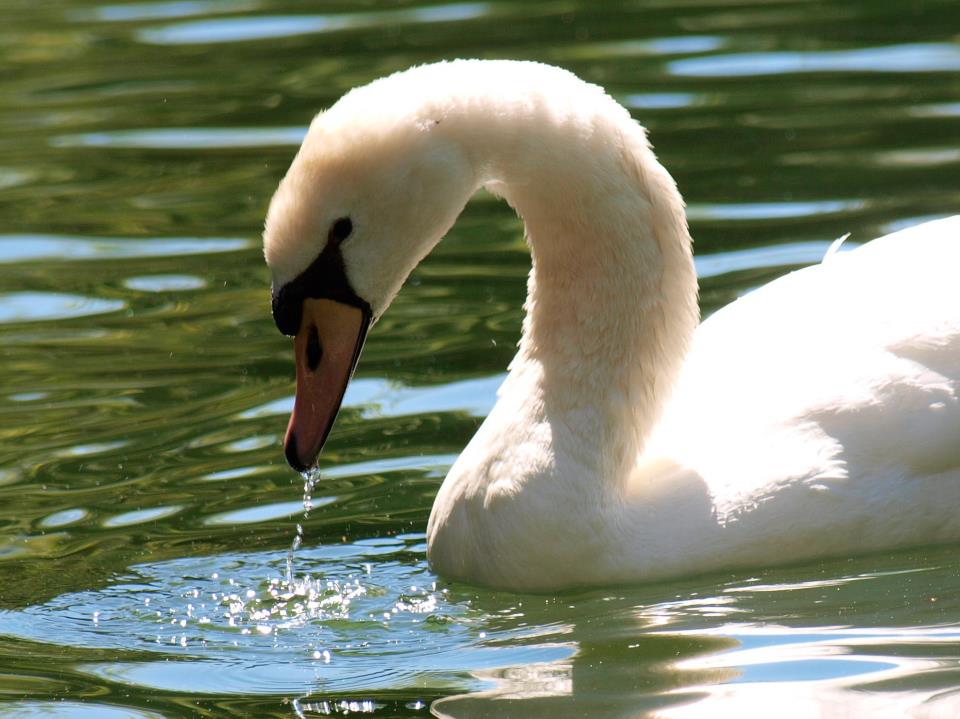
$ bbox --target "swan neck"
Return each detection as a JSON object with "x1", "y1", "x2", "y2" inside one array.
[{"x1": 452, "y1": 94, "x2": 698, "y2": 471}]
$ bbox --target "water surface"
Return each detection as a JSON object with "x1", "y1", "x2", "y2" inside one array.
[{"x1": 2, "y1": 0, "x2": 960, "y2": 716}]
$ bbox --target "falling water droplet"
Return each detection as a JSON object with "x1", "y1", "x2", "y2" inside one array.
[
  {"x1": 302, "y1": 467, "x2": 320, "y2": 517},
  {"x1": 285, "y1": 522, "x2": 304, "y2": 585},
  {"x1": 286, "y1": 467, "x2": 324, "y2": 586}
]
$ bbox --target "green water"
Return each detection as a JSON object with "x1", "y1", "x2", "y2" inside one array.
[{"x1": 2, "y1": 0, "x2": 960, "y2": 716}]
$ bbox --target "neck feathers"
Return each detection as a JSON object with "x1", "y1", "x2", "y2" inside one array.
[{"x1": 437, "y1": 62, "x2": 698, "y2": 472}]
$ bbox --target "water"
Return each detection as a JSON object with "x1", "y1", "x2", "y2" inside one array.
[{"x1": 2, "y1": 0, "x2": 960, "y2": 716}]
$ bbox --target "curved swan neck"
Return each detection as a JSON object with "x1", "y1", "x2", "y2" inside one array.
[{"x1": 436, "y1": 63, "x2": 700, "y2": 469}]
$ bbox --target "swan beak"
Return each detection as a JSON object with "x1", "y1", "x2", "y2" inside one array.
[{"x1": 284, "y1": 297, "x2": 370, "y2": 472}]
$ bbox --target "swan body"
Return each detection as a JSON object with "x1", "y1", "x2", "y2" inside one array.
[{"x1": 263, "y1": 59, "x2": 960, "y2": 591}]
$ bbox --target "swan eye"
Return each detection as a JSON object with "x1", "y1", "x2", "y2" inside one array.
[{"x1": 329, "y1": 217, "x2": 353, "y2": 244}]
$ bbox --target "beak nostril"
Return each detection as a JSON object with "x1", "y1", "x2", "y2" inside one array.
[{"x1": 306, "y1": 325, "x2": 322, "y2": 372}]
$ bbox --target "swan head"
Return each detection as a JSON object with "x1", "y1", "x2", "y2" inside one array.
[{"x1": 263, "y1": 72, "x2": 476, "y2": 471}]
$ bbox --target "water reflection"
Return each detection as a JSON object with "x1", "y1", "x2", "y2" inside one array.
[
  {"x1": 686, "y1": 200, "x2": 864, "y2": 222},
  {"x1": 0, "y1": 292, "x2": 124, "y2": 323},
  {"x1": 76, "y1": 0, "x2": 261, "y2": 23},
  {"x1": 559, "y1": 35, "x2": 724, "y2": 60},
  {"x1": 671, "y1": 43, "x2": 960, "y2": 77},
  {"x1": 138, "y1": 3, "x2": 494, "y2": 44},
  {"x1": 658, "y1": 679, "x2": 960, "y2": 719},
  {"x1": 0, "y1": 702, "x2": 166, "y2": 719},
  {"x1": 39, "y1": 508, "x2": 90, "y2": 529},
  {"x1": 103, "y1": 505, "x2": 183, "y2": 528},
  {"x1": 910, "y1": 103, "x2": 960, "y2": 118},
  {"x1": 204, "y1": 497, "x2": 335, "y2": 525},
  {"x1": 124, "y1": 274, "x2": 206, "y2": 292},
  {"x1": 623, "y1": 93, "x2": 703, "y2": 110},
  {"x1": 1, "y1": 523, "x2": 960, "y2": 716},
  {"x1": 4, "y1": 0, "x2": 960, "y2": 715},
  {"x1": 53, "y1": 127, "x2": 306, "y2": 149},
  {"x1": 435, "y1": 560, "x2": 960, "y2": 718},
  {"x1": 0, "y1": 235, "x2": 250, "y2": 263}
]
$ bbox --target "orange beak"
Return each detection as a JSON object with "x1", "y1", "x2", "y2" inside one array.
[{"x1": 284, "y1": 297, "x2": 369, "y2": 472}]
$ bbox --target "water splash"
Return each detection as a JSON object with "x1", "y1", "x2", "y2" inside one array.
[
  {"x1": 133, "y1": 564, "x2": 371, "y2": 652},
  {"x1": 121, "y1": 545, "x2": 447, "y2": 658}
]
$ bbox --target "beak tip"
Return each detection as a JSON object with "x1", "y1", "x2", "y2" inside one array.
[{"x1": 284, "y1": 432, "x2": 311, "y2": 473}]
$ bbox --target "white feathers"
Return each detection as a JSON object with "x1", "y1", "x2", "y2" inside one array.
[
  {"x1": 264, "y1": 60, "x2": 960, "y2": 590},
  {"x1": 823, "y1": 232, "x2": 851, "y2": 261}
]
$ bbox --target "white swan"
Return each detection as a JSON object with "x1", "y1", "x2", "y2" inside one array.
[{"x1": 263, "y1": 60, "x2": 960, "y2": 591}]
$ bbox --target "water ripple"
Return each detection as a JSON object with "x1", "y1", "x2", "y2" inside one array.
[
  {"x1": 0, "y1": 235, "x2": 250, "y2": 263},
  {"x1": 139, "y1": 3, "x2": 493, "y2": 44},
  {"x1": 124, "y1": 274, "x2": 206, "y2": 292},
  {"x1": 205, "y1": 498, "x2": 335, "y2": 526},
  {"x1": 687, "y1": 200, "x2": 864, "y2": 222},
  {"x1": 0, "y1": 292, "x2": 125, "y2": 323},
  {"x1": 623, "y1": 92, "x2": 703, "y2": 110},
  {"x1": 76, "y1": 0, "x2": 259, "y2": 23},
  {"x1": 559, "y1": 35, "x2": 724, "y2": 60},
  {"x1": 241, "y1": 374, "x2": 501, "y2": 422},
  {"x1": 102, "y1": 506, "x2": 183, "y2": 528},
  {"x1": 52, "y1": 127, "x2": 306, "y2": 149},
  {"x1": 39, "y1": 508, "x2": 89, "y2": 529},
  {"x1": 0, "y1": 702, "x2": 165, "y2": 719},
  {"x1": 671, "y1": 43, "x2": 960, "y2": 77}
]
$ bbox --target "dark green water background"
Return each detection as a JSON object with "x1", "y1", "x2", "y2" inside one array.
[{"x1": 2, "y1": 1, "x2": 960, "y2": 717}]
